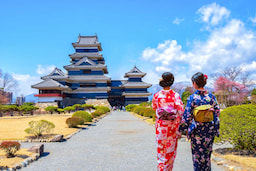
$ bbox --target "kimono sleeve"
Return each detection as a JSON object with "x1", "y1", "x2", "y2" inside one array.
[
  {"x1": 212, "y1": 94, "x2": 220, "y2": 136},
  {"x1": 174, "y1": 92, "x2": 184, "y2": 119},
  {"x1": 152, "y1": 93, "x2": 158, "y2": 110},
  {"x1": 178, "y1": 95, "x2": 194, "y2": 134}
]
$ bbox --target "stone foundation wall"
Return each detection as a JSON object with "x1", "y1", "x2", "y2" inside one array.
[
  {"x1": 35, "y1": 102, "x2": 58, "y2": 114},
  {"x1": 85, "y1": 99, "x2": 110, "y2": 108}
]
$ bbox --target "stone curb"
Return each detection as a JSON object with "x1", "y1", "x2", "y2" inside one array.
[
  {"x1": 16, "y1": 113, "x2": 110, "y2": 143},
  {"x1": 0, "y1": 113, "x2": 111, "y2": 170},
  {"x1": 1, "y1": 153, "x2": 40, "y2": 171},
  {"x1": 211, "y1": 154, "x2": 249, "y2": 171}
]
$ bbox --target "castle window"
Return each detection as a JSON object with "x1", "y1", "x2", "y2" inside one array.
[
  {"x1": 80, "y1": 83, "x2": 96, "y2": 87},
  {"x1": 83, "y1": 70, "x2": 91, "y2": 74}
]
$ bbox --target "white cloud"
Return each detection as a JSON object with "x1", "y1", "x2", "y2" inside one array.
[
  {"x1": 143, "y1": 70, "x2": 160, "y2": 84},
  {"x1": 197, "y1": 3, "x2": 230, "y2": 26},
  {"x1": 173, "y1": 18, "x2": 184, "y2": 25},
  {"x1": 142, "y1": 3, "x2": 256, "y2": 85},
  {"x1": 249, "y1": 14, "x2": 256, "y2": 24},
  {"x1": 241, "y1": 61, "x2": 256, "y2": 72},
  {"x1": 12, "y1": 73, "x2": 41, "y2": 96},
  {"x1": 36, "y1": 64, "x2": 56, "y2": 75}
]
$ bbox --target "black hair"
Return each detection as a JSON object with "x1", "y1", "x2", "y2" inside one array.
[
  {"x1": 159, "y1": 72, "x2": 174, "y2": 88},
  {"x1": 191, "y1": 72, "x2": 207, "y2": 88}
]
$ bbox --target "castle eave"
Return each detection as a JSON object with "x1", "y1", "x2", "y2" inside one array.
[{"x1": 122, "y1": 92, "x2": 152, "y2": 96}]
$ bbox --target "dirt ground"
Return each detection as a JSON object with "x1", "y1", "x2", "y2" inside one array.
[{"x1": 0, "y1": 114, "x2": 85, "y2": 140}]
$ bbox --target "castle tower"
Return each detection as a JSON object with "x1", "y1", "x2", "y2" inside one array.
[
  {"x1": 63, "y1": 35, "x2": 111, "y2": 105},
  {"x1": 121, "y1": 66, "x2": 152, "y2": 105}
]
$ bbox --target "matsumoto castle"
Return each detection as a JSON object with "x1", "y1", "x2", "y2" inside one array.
[{"x1": 32, "y1": 35, "x2": 152, "y2": 107}]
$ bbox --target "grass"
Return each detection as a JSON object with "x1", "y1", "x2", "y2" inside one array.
[
  {"x1": 0, "y1": 149, "x2": 35, "y2": 168},
  {"x1": 131, "y1": 112, "x2": 155, "y2": 125},
  {"x1": 0, "y1": 114, "x2": 86, "y2": 140}
]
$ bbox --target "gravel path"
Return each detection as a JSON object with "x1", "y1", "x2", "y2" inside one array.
[{"x1": 21, "y1": 111, "x2": 224, "y2": 171}]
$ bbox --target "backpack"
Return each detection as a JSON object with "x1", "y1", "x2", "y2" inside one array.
[{"x1": 193, "y1": 104, "x2": 214, "y2": 122}]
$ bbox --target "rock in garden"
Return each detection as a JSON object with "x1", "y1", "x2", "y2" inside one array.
[
  {"x1": 50, "y1": 134, "x2": 63, "y2": 142},
  {"x1": 28, "y1": 144, "x2": 44, "y2": 156}
]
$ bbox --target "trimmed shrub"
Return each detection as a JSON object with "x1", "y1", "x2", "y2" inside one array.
[
  {"x1": 91, "y1": 106, "x2": 110, "y2": 118},
  {"x1": 133, "y1": 106, "x2": 147, "y2": 116},
  {"x1": 57, "y1": 108, "x2": 65, "y2": 114},
  {"x1": 66, "y1": 117, "x2": 84, "y2": 128},
  {"x1": 125, "y1": 104, "x2": 138, "y2": 112},
  {"x1": 72, "y1": 111, "x2": 93, "y2": 122},
  {"x1": 64, "y1": 106, "x2": 76, "y2": 113},
  {"x1": 73, "y1": 104, "x2": 82, "y2": 111},
  {"x1": 25, "y1": 120, "x2": 55, "y2": 137},
  {"x1": 81, "y1": 104, "x2": 95, "y2": 110},
  {"x1": 152, "y1": 112, "x2": 156, "y2": 121},
  {"x1": 91, "y1": 110, "x2": 104, "y2": 118},
  {"x1": 95, "y1": 106, "x2": 110, "y2": 113},
  {"x1": 45, "y1": 106, "x2": 57, "y2": 114},
  {"x1": 220, "y1": 104, "x2": 256, "y2": 151},
  {"x1": 142, "y1": 108, "x2": 155, "y2": 118},
  {"x1": 139, "y1": 102, "x2": 150, "y2": 107},
  {"x1": 0, "y1": 141, "x2": 21, "y2": 158}
]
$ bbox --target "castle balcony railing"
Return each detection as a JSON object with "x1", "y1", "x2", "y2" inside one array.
[{"x1": 34, "y1": 94, "x2": 66, "y2": 97}]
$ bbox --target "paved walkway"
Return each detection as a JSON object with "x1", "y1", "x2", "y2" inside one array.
[{"x1": 22, "y1": 111, "x2": 224, "y2": 171}]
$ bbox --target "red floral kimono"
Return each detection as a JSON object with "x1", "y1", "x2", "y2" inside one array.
[{"x1": 152, "y1": 89, "x2": 184, "y2": 171}]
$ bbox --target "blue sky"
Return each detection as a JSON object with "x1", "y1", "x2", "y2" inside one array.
[{"x1": 1, "y1": 0, "x2": 256, "y2": 96}]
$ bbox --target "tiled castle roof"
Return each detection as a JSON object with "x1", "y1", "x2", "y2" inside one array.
[{"x1": 32, "y1": 79, "x2": 69, "y2": 90}]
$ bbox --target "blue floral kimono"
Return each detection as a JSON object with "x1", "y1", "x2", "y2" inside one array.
[{"x1": 179, "y1": 90, "x2": 220, "y2": 171}]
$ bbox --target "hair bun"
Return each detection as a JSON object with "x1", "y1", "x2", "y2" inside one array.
[
  {"x1": 162, "y1": 72, "x2": 173, "y2": 82},
  {"x1": 159, "y1": 72, "x2": 174, "y2": 88}
]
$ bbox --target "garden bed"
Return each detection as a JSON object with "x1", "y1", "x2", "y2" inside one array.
[
  {"x1": 213, "y1": 148, "x2": 256, "y2": 171},
  {"x1": 0, "y1": 114, "x2": 86, "y2": 141},
  {"x1": 0, "y1": 149, "x2": 36, "y2": 169}
]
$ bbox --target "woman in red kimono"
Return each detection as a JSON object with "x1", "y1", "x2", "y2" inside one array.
[{"x1": 152, "y1": 72, "x2": 184, "y2": 171}]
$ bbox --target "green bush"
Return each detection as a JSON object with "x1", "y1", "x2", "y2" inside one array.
[
  {"x1": 220, "y1": 104, "x2": 256, "y2": 151},
  {"x1": 81, "y1": 104, "x2": 95, "y2": 110},
  {"x1": 182, "y1": 91, "x2": 192, "y2": 106},
  {"x1": 139, "y1": 102, "x2": 150, "y2": 107},
  {"x1": 66, "y1": 117, "x2": 84, "y2": 128},
  {"x1": 152, "y1": 112, "x2": 156, "y2": 121},
  {"x1": 95, "y1": 106, "x2": 110, "y2": 113},
  {"x1": 57, "y1": 108, "x2": 65, "y2": 114},
  {"x1": 0, "y1": 141, "x2": 21, "y2": 158},
  {"x1": 45, "y1": 106, "x2": 57, "y2": 114},
  {"x1": 133, "y1": 106, "x2": 147, "y2": 116},
  {"x1": 91, "y1": 110, "x2": 104, "y2": 118},
  {"x1": 125, "y1": 104, "x2": 138, "y2": 112},
  {"x1": 64, "y1": 106, "x2": 75, "y2": 113},
  {"x1": 142, "y1": 108, "x2": 155, "y2": 118},
  {"x1": 72, "y1": 111, "x2": 93, "y2": 122},
  {"x1": 25, "y1": 120, "x2": 55, "y2": 137},
  {"x1": 72, "y1": 104, "x2": 82, "y2": 111}
]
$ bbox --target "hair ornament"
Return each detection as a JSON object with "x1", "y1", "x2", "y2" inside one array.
[{"x1": 204, "y1": 74, "x2": 208, "y2": 80}]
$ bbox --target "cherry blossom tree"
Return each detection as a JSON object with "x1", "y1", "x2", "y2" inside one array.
[{"x1": 214, "y1": 76, "x2": 248, "y2": 107}]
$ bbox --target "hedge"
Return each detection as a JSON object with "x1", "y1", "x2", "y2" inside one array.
[
  {"x1": 125, "y1": 104, "x2": 138, "y2": 112},
  {"x1": 142, "y1": 108, "x2": 155, "y2": 118},
  {"x1": 72, "y1": 111, "x2": 93, "y2": 122},
  {"x1": 91, "y1": 106, "x2": 110, "y2": 118},
  {"x1": 133, "y1": 106, "x2": 147, "y2": 116},
  {"x1": 220, "y1": 104, "x2": 256, "y2": 151},
  {"x1": 66, "y1": 117, "x2": 84, "y2": 128}
]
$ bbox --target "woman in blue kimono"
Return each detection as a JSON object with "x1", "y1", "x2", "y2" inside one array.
[{"x1": 179, "y1": 72, "x2": 220, "y2": 171}]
